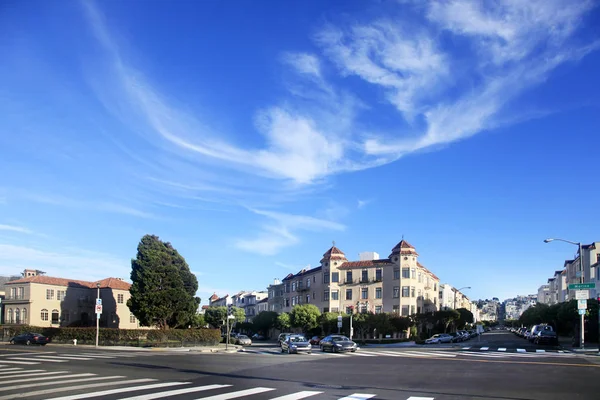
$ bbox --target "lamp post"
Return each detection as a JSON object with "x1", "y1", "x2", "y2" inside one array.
[
  {"x1": 95, "y1": 283, "x2": 100, "y2": 348},
  {"x1": 454, "y1": 286, "x2": 471, "y2": 310},
  {"x1": 544, "y1": 238, "x2": 586, "y2": 350}
]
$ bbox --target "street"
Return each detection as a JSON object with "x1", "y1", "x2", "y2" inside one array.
[{"x1": 0, "y1": 332, "x2": 598, "y2": 399}]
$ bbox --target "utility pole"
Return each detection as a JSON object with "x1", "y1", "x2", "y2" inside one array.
[{"x1": 95, "y1": 283, "x2": 100, "y2": 348}]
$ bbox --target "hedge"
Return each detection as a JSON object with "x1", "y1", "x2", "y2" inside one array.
[{"x1": 1, "y1": 325, "x2": 221, "y2": 347}]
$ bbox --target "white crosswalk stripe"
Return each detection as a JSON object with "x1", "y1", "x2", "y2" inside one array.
[
  {"x1": 7, "y1": 356, "x2": 67, "y2": 363},
  {"x1": 119, "y1": 384, "x2": 233, "y2": 400}
]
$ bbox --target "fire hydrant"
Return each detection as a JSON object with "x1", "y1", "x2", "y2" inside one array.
[{"x1": 73, "y1": 339, "x2": 77, "y2": 346}]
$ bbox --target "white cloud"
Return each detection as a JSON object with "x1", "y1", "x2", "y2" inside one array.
[
  {"x1": 235, "y1": 208, "x2": 345, "y2": 255},
  {"x1": 357, "y1": 199, "x2": 372, "y2": 209},
  {"x1": 0, "y1": 243, "x2": 128, "y2": 280},
  {"x1": 282, "y1": 52, "x2": 322, "y2": 77},
  {"x1": 0, "y1": 224, "x2": 32, "y2": 234}
]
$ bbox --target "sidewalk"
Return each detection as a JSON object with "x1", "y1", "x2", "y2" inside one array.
[
  {"x1": 558, "y1": 336, "x2": 600, "y2": 356},
  {"x1": 0, "y1": 341, "x2": 242, "y2": 353}
]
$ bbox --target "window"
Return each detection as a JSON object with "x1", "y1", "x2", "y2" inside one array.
[
  {"x1": 375, "y1": 305, "x2": 382, "y2": 314},
  {"x1": 41, "y1": 309, "x2": 49, "y2": 321},
  {"x1": 411, "y1": 268, "x2": 416, "y2": 279},
  {"x1": 292, "y1": 282, "x2": 297, "y2": 291},
  {"x1": 15, "y1": 308, "x2": 20, "y2": 324},
  {"x1": 57, "y1": 290, "x2": 66, "y2": 301},
  {"x1": 346, "y1": 271, "x2": 353, "y2": 283},
  {"x1": 118, "y1": 294, "x2": 124, "y2": 304},
  {"x1": 361, "y1": 287, "x2": 368, "y2": 299},
  {"x1": 285, "y1": 284, "x2": 290, "y2": 293},
  {"x1": 402, "y1": 268, "x2": 410, "y2": 278},
  {"x1": 360, "y1": 303, "x2": 367, "y2": 313},
  {"x1": 411, "y1": 287, "x2": 416, "y2": 297},
  {"x1": 313, "y1": 276, "x2": 316, "y2": 283},
  {"x1": 323, "y1": 291, "x2": 330, "y2": 301},
  {"x1": 22, "y1": 308, "x2": 27, "y2": 324},
  {"x1": 375, "y1": 269, "x2": 382, "y2": 281},
  {"x1": 306, "y1": 295, "x2": 310, "y2": 303},
  {"x1": 332, "y1": 290, "x2": 339, "y2": 301},
  {"x1": 402, "y1": 286, "x2": 410, "y2": 297},
  {"x1": 361, "y1": 270, "x2": 369, "y2": 283},
  {"x1": 418, "y1": 272, "x2": 422, "y2": 283},
  {"x1": 307, "y1": 278, "x2": 311, "y2": 288},
  {"x1": 418, "y1": 289, "x2": 422, "y2": 299},
  {"x1": 375, "y1": 287, "x2": 382, "y2": 299},
  {"x1": 393, "y1": 286, "x2": 400, "y2": 298},
  {"x1": 18, "y1": 287, "x2": 24, "y2": 299},
  {"x1": 401, "y1": 305, "x2": 409, "y2": 316},
  {"x1": 394, "y1": 268, "x2": 400, "y2": 280},
  {"x1": 292, "y1": 296, "x2": 297, "y2": 306},
  {"x1": 392, "y1": 305, "x2": 399, "y2": 314},
  {"x1": 331, "y1": 272, "x2": 339, "y2": 283},
  {"x1": 312, "y1": 292, "x2": 316, "y2": 299},
  {"x1": 285, "y1": 298, "x2": 290, "y2": 307},
  {"x1": 46, "y1": 289, "x2": 54, "y2": 300},
  {"x1": 7, "y1": 308, "x2": 13, "y2": 323},
  {"x1": 346, "y1": 289, "x2": 352, "y2": 300},
  {"x1": 323, "y1": 307, "x2": 329, "y2": 313},
  {"x1": 411, "y1": 305, "x2": 415, "y2": 315},
  {"x1": 130, "y1": 313, "x2": 136, "y2": 324},
  {"x1": 51, "y1": 309, "x2": 59, "y2": 324},
  {"x1": 10, "y1": 287, "x2": 16, "y2": 299},
  {"x1": 323, "y1": 272, "x2": 330, "y2": 284}
]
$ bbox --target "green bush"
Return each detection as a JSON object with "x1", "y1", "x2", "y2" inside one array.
[{"x1": 2, "y1": 326, "x2": 220, "y2": 347}]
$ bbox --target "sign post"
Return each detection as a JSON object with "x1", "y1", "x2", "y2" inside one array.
[
  {"x1": 95, "y1": 284, "x2": 101, "y2": 348},
  {"x1": 569, "y1": 283, "x2": 595, "y2": 349},
  {"x1": 337, "y1": 315, "x2": 342, "y2": 334}
]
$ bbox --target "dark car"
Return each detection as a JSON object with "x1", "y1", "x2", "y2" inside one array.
[
  {"x1": 9, "y1": 332, "x2": 49, "y2": 346},
  {"x1": 320, "y1": 335, "x2": 358, "y2": 353},
  {"x1": 309, "y1": 336, "x2": 322, "y2": 345},
  {"x1": 533, "y1": 330, "x2": 558, "y2": 345}
]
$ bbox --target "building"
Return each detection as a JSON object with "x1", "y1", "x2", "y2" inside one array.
[
  {"x1": 268, "y1": 240, "x2": 441, "y2": 317},
  {"x1": 208, "y1": 293, "x2": 232, "y2": 307},
  {"x1": 2, "y1": 270, "x2": 141, "y2": 329},
  {"x1": 537, "y1": 284, "x2": 550, "y2": 305},
  {"x1": 230, "y1": 291, "x2": 268, "y2": 322}
]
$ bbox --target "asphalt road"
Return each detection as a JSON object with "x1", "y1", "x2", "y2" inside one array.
[{"x1": 0, "y1": 331, "x2": 599, "y2": 400}]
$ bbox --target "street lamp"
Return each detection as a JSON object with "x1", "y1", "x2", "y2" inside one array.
[
  {"x1": 454, "y1": 286, "x2": 471, "y2": 310},
  {"x1": 544, "y1": 238, "x2": 586, "y2": 350},
  {"x1": 95, "y1": 283, "x2": 100, "y2": 348}
]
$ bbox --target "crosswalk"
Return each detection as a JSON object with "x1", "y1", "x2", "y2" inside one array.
[
  {"x1": 239, "y1": 347, "x2": 574, "y2": 360},
  {"x1": 0, "y1": 351, "x2": 174, "y2": 366},
  {"x1": 0, "y1": 365, "x2": 433, "y2": 400}
]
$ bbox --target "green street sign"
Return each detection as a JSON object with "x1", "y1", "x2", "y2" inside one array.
[{"x1": 568, "y1": 283, "x2": 596, "y2": 290}]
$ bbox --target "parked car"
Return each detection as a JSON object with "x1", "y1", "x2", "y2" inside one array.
[
  {"x1": 320, "y1": 335, "x2": 358, "y2": 353},
  {"x1": 309, "y1": 336, "x2": 322, "y2": 345},
  {"x1": 447, "y1": 332, "x2": 462, "y2": 343},
  {"x1": 251, "y1": 333, "x2": 265, "y2": 341},
  {"x1": 235, "y1": 335, "x2": 252, "y2": 346},
  {"x1": 281, "y1": 334, "x2": 312, "y2": 354},
  {"x1": 533, "y1": 329, "x2": 558, "y2": 346},
  {"x1": 528, "y1": 325, "x2": 553, "y2": 343},
  {"x1": 425, "y1": 334, "x2": 453, "y2": 344},
  {"x1": 9, "y1": 332, "x2": 49, "y2": 346}
]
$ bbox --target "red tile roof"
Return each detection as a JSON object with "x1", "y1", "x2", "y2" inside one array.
[
  {"x1": 6, "y1": 275, "x2": 131, "y2": 290},
  {"x1": 209, "y1": 293, "x2": 219, "y2": 301},
  {"x1": 391, "y1": 239, "x2": 415, "y2": 252},
  {"x1": 320, "y1": 246, "x2": 347, "y2": 263},
  {"x1": 338, "y1": 260, "x2": 391, "y2": 269},
  {"x1": 201, "y1": 305, "x2": 210, "y2": 310}
]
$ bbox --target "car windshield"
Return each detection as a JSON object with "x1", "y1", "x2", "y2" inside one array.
[
  {"x1": 290, "y1": 336, "x2": 306, "y2": 342},
  {"x1": 331, "y1": 336, "x2": 349, "y2": 341},
  {"x1": 238, "y1": 335, "x2": 249, "y2": 339}
]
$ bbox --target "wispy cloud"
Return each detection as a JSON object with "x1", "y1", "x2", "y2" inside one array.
[
  {"x1": 0, "y1": 224, "x2": 33, "y2": 234},
  {"x1": 357, "y1": 199, "x2": 372, "y2": 209},
  {"x1": 0, "y1": 243, "x2": 128, "y2": 280},
  {"x1": 235, "y1": 208, "x2": 345, "y2": 256},
  {"x1": 282, "y1": 52, "x2": 322, "y2": 78}
]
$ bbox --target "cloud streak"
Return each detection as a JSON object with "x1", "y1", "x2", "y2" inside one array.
[{"x1": 0, "y1": 224, "x2": 32, "y2": 234}]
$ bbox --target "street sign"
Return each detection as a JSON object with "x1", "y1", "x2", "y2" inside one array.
[
  {"x1": 96, "y1": 298, "x2": 102, "y2": 306},
  {"x1": 337, "y1": 321, "x2": 343, "y2": 328},
  {"x1": 578, "y1": 309, "x2": 586, "y2": 315},
  {"x1": 575, "y1": 290, "x2": 589, "y2": 300},
  {"x1": 95, "y1": 305, "x2": 102, "y2": 314},
  {"x1": 577, "y1": 299, "x2": 587, "y2": 310},
  {"x1": 337, "y1": 315, "x2": 342, "y2": 322},
  {"x1": 568, "y1": 283, "x2": 596, "y2": 290},
  {"x1": 227, "y1": 315, "x2": 235, "y2": 319}
]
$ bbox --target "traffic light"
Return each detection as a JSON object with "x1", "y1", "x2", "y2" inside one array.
[{"x1": 227, "y1": 304, "x2": 233, "y2": 316}]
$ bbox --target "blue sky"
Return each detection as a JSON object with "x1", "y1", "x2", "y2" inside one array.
[{"x1": 1, "y1": 0, "x2": 599, "y2": 303}]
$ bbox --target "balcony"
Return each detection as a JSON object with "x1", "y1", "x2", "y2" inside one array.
[
  {"x1": 296, "y1": 285, "x2": 309, "y2": 292},
  {"x1": 3, "y1": 295, "x2": 28, "y2": 302}
]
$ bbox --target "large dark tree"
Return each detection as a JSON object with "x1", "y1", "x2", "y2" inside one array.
[{"x1": 127, "y1": 234, "x2": 200, "y2": 329}]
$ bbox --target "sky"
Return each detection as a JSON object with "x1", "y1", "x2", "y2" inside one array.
[{"x1": 1, "y1": 0, "x2": 599, "y2": 304}]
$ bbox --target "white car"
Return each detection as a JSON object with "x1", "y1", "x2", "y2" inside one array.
[{"x1": 425, "y1": 334, "x2": 453, "y2": 344}]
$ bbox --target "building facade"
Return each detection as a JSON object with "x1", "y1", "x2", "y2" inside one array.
[{"x1": 3, "y1": 271, "x2": 140, "y2": 329}]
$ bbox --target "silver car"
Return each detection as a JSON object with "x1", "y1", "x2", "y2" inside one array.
[
  {"x1": 235, "y1": 335, "x2": 252, "y2": 346},
  {"x1": 281, "y1": 334, "x2": 312, "y2": 354}
]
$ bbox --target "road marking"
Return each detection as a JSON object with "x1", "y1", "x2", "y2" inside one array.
[
  {"x1": 0, "y1": 352, "x2": 57, "y2": 357},
  {"x1": 421, "y1": 351, "x2": 457, "y2": 358},
  {"x1": 347, "y1": 352, "x2": 376, "y2": 357},
  {"x1": 7, "y1": 356, "x2": 67, "y2": 363},
  {"x1": 37, "y1": 381, "x2": 183, "y2": 400},
  {"x1": 462, "y1": 347, "x2": 471, "y2": 350},
  {"x1": 498, "y1": 348, "x2": 506, "y2": 352},
  {"x1": 480, "y1": 347, "x2": 489, "y2": 351},
  {"x1": 406, "y1": 397, "x2": 435, "y2": 400},
  {"x1": 191, "y1": 387, "x2": 276, "y2": 399},
  {"x1": 268, "y1": 390, "x2": 324, "y2": 399},
  {"x1": 42, "y1": 355, "x2": 95, "y2": 360},
  {"x1": 77, "y1": 353, "x2": 117, "y2": 358},
  {"x1": 116, "y1": 384, "x2": 232, "y2": 400},
  {"x1": 0, "y1": 371, "x2": 67, "y2": 380},
  {"x1": 337, "y1": 394, "x2": 376, "y2": 400},
  {"x1": 536, "y1": 349, "x2": 546, "y2": 352},
  {"x1": 0, "y1": 375, "x2": 116, "y2": 393},
  {"x1": 516, "y1": 348, "x2": 526, "y2": 352},
  {"x1": 0, "y1": 360, "x2": 39, "y2": 365},
  {"x1": 0, "y1": 369, "x2": 24, "y2": 374}
]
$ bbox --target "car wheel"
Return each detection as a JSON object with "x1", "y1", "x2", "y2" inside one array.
[
  {"x1": 281, "y1": 347, "x2": 285, "y2": 353},
  {"x1": 308, "y1": 351, "x2": 312, "y2": 354},
  {"x1": 351, "y1": 349, "x2": 356, "y2": 353},
  {"x1": 320, "y1": 345, "x2": 325, "y2": 352},
  {"x1": 26, "y1": 340, "x2": 31, "y2": 346},
  {"x1": 41, "y1": 343, "x2": 46, "y2": 346},
  {"x1": 9, "y1": 339, "x2": 14, "y2": 345},
  {"x1": 333, "y1": 346, "x2": 338, "y2": 353}
]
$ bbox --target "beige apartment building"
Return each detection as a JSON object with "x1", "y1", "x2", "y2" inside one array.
[
  {"x1": 267, "y1": 240, "x2": 440, "y2": 317},
  {"x1": 3, "y1": 270, "x2": 141, "y2": 329}
]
